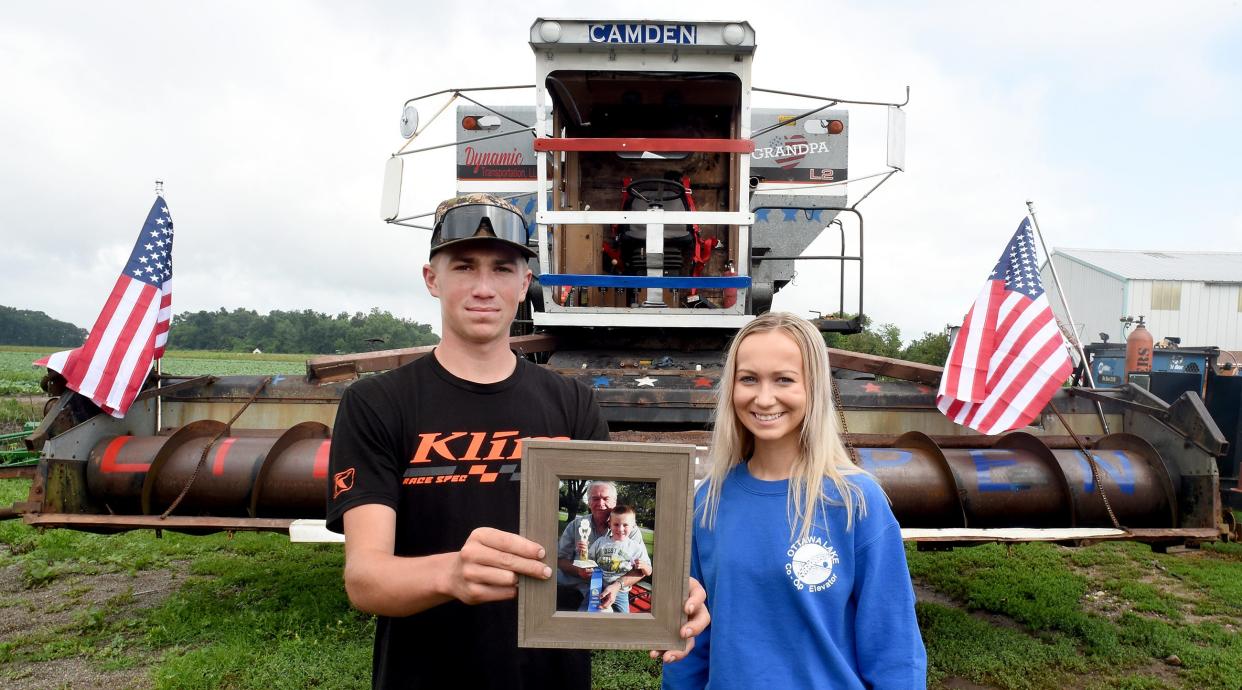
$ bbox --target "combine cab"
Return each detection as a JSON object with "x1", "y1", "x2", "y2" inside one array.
[{"x1": 10, "y1": 19, "x2": 1230, "y2": 548}]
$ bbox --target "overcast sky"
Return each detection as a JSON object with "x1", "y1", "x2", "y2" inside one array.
[{"x1": 2, "y1": 2, "x2": 1239, "y2": 343}]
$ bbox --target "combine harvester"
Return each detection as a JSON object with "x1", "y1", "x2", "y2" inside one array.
[{"x1": 10, "y1": 19, "x2": 1230, "y2": 550}]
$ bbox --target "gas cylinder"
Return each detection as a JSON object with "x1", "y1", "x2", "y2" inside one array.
[
  {"x1": 722, "y1": 260, "x2": 737, "y2": 308},
  {"x1": 1125, "y1": 317, "x2": 1153, "y2": 379}
]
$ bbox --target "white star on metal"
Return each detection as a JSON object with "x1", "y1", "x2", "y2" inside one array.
[{"x1": 635, "y1": 376, "x2": 657, "y2": 387}]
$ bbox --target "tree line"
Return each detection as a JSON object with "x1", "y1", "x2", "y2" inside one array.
[
  {"x1": 822, "y1": 315, "x2": 950, "y2": 367},
  {"x1": 0, "y1": 306, "x2": 88, "y2": 346},
  {"x1": 3, "y1": 302, "x2": 947, "y2": 366},
  {"x1": 166, "y1": 307, "x2": 438, "y2": 354}
]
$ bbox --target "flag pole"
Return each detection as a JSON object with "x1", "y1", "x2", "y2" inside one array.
[
  {"x1": 154, "y1": 180, "x2": 164, "y2": 435},
  {"x1": 1026, "y1": 200, "x2": 1109, "y2": 434}
]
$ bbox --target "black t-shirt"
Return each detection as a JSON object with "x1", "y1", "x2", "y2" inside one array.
[{"x1": 326, "y1": 352, "x2": 609, "y2": 690}]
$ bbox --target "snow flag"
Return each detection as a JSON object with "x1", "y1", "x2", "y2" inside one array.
[
  {"x1": 37, "y1": 197, "x2": 175, "y2": 417},
  {"x1": 936, "y1": 218, "x2": 1072, "y2": 434}
]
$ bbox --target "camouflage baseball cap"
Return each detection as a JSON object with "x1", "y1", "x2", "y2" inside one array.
[{"x1": 429, "y1": 193, "x2": 534, "y2": 258}]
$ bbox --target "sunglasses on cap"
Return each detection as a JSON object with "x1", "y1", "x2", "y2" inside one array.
[{"x1": 431, "y1": 203, "x2": 534, "y2": 257}]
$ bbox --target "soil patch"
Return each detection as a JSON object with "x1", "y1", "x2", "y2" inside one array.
[{"x1": 0, "y1": 561, "x2": 187, "y2": 689}]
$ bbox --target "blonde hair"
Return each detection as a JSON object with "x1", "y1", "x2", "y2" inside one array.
[{"x1": 701, "y1": 312, "x2": 869, "y2": 541}]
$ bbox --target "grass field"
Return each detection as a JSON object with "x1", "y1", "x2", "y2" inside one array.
[
  {"x1": 3, "y1": 481, "x2": 1239, "y2": 689},
  {"x1": 2, "y1": 349, "x2": 1241, "y2": 688},
  {"x1": 0, "y1": 346, "x2": 312, "y2": 396}
]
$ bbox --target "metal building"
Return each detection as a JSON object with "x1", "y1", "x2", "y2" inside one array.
[{"x1": 1040, "y1": 249, "x2": 1242, "y2": 350}]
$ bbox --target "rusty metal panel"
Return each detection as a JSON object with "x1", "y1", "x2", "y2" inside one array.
[{"x1": 162, "y1": 402, "x2": 339, "y2": 431}]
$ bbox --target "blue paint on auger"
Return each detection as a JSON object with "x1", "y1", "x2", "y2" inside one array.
[
  {"x1": 855, "y1": 448, "x2": 914, "y2": 474},
  {"x1": 1078, "y1": 450, "x2": 1137, "y2": 495},
  {"x1": 969, "y1": 450, "x2": 1025, "y2": 492}
]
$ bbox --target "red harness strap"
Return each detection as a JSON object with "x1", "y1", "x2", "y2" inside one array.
[
  {"x1": 681, "y1": 176, "x2": 718, "y2": 295},
  {"x1": 603, "y1": 176, "x2": 631, "y2": 273}
]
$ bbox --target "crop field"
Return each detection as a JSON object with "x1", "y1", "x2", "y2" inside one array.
[
  {"x1": 1, "y1": 348, "x2": 1240, "y2": 688},
  {"x1": 0, "y1": 346, "x2": 310, "y2": 396}
]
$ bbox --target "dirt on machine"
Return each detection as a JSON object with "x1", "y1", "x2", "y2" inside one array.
[{"x1": 6, "y1": 18, "x2": 1232, "y2": 549}]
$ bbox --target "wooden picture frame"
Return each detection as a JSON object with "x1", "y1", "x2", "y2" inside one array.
[{"x1": 518, "y1": 439, "x2": 695, "y2": 650}]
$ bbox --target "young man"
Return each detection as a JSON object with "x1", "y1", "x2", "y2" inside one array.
[{"x1": 326, "y1": 195, "x2": 707, "y2": 690}]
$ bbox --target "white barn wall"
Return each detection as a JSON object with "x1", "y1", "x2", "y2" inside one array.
[
  {"x1": 1042, "y1": 254, "x2": 1125, "y2": 344},
  {"x1": 1127, "y1": 280, "x2": 1242, "y2": 349},
  {"x1": 1204, "y1": 284, "x2": 1242, "y2": 349}
]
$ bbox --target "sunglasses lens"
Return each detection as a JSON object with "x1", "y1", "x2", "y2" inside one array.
[{"x1": 436, "y1": 205, "x2": 528, "y2": 246}]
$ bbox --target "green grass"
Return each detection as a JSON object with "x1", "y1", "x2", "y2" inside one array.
[
  {"x1": 0, "y1": 398, "x2": 41, "y2": 429},
  {"x1": 6, "y1": 474, "x2": 1242, "y2": 688},
  {"x1": 0, "y1": 345, "x2": 312, "y2": 391},
  {"x1": 907, "y1": 541, "x2": 1242, "y2": 689},
  {"x1": 0, "y1": 348, "x2": 48, "y2": 395},
  {"x1": 591, "y1": 649, "x2": 663, "y2": 689},
  {"x1": 0, "y1": 479, "x2": 372, "y2": 688}
]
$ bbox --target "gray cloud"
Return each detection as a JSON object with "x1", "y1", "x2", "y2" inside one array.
[{"x1": 2, "y1": 1, "x2": 1238, "y2": 343}]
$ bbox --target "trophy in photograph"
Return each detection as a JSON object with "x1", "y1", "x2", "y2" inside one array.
[{"x1": 572, "y1": 517, "x2": 598, "y2": 568}]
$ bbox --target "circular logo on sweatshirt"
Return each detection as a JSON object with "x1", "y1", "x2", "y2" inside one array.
[{"x1": 785, "y1": 537, "x2": 840, "y2": 592}]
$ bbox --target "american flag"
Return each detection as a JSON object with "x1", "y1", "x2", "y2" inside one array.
[
  {"x1": 936, "y1": 218, "x2": 1072, "y2": 434},
  {"x1": 37, "y1": 198, "x2": 175, "y2": 417}
]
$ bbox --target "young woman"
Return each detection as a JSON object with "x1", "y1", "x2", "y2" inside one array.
[{"x1": 662, "y1": 312, "x2": 926, "y2": 690}]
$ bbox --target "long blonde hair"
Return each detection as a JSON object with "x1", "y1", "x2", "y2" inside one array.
[{"x1": 701, "y1": 312, "x2": 869, "y2": 541}]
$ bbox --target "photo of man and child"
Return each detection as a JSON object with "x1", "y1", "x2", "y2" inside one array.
[{"x1": 554, "y1": 480, "x2": 656, "y2": 614}]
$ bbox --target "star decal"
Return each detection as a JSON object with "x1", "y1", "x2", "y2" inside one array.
[
  {"x1": 635, "y1": 376, "x2": 657, "y2": 387},
  {"x1": 863, "y1": 382, "x2": 882, "y2": 393},
  {"x1": 692, "y1": 377, "x2": 713, "y2": 389}
]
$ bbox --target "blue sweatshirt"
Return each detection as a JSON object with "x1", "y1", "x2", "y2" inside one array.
[{"x1": 662, "y1": 463, "x2": 926, "y2": 690}]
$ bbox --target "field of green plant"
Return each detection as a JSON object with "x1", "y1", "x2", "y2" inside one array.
[
  {"x1": 0, "y1": 346, "x2": 311, "y2": 395},
  {"x1": 2, "y1": 466, "x2": 1238, "y2": 689}
]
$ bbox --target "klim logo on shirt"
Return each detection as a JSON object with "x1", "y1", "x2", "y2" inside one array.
[
  {"x1": 408, "y1": 432, "x2": 569, "y2": 463},
  {"x1": 401, "y1": 432, "x2": 570, "y2": 486}
]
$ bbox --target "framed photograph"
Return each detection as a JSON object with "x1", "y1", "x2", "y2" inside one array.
[{"x1": 518, "y1": 439, "x2": 695, "y2": 650}]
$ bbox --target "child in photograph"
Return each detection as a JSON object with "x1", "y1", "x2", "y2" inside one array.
[
  {"x1": 585, "y1": 505, "x2": 651, "y2": 613},
  {"x1": 661, "y1": 312, "x2": 926, "y2": 689}
]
